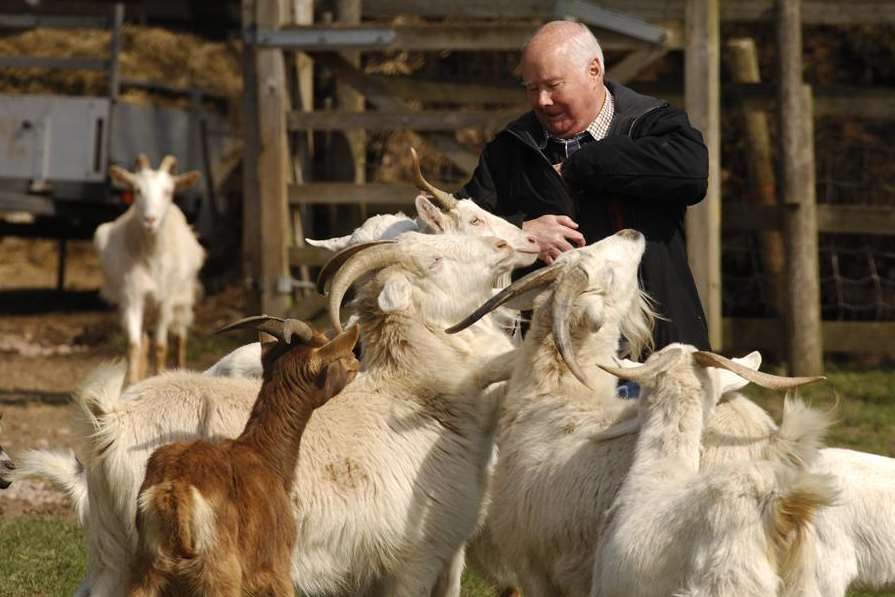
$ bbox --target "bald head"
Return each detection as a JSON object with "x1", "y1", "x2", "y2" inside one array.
[
  {"x1": 522, "y1": 21, "x2": 604, "y2": 71},
  {"x1": 519, "y1": 21, "x2": 606, "y2": 138}
]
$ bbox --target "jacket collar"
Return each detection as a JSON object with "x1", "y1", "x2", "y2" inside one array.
[{"x1": 504, "y1": 80, "x2": 667, "y2": 150}]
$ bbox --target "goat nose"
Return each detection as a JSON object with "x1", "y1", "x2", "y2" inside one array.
[
  {"x1": 145, "y1": 216, "x2": 157, "y2": 226},
  {"x1": 525, "y1": 234, "x2": 537, "y2": 245},
  {"x1": 617, "y1": 228, "x2": 642, "y2": 241}
]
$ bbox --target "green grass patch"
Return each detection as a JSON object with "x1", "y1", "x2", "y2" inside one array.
[
  {"x1": 2, "y1": 366, "x2": 894, "y2": 596},
  {"x1": 0, "y1": 517, "x2": 85, "y2": 597}
]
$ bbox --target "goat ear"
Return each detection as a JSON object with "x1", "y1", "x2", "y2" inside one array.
[
  {"x1": 415, "y1": 194, "x2": 448, "y2": 232},
  {"x1": 711, "y1": 351, "x2": 763, "y2": 395},
  {"x1": 109, "y1": 165, "x2": 136, "y2": 188},
  {"x1": 319, "y1": 359, "x2": 353, "y2": 398},
  {"x1": 377, "y1": 276, "x2": 412, "y2": 312},
  {"x1": 317, "y1": 325, "x2": 360, "y2": 362},
  {"x1": 174, "y1": 171, "x2": 201, "y2": 191},
  {"x1": 306, "y1": 235, "x2": 350, "y2": 252}
]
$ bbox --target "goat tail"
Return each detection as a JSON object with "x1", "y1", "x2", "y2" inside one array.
[
  {"x1": 768, "y1": 396, "x2": 834, "y2": 468},
  {"x1": 138, "y1": 482, "x2": 217, "y2": 559},
  {"x1": 770, "y1": 471, "x2": 839, "y2": 596},
  {"x1": 7, "y1": 449, "x2": 89, "y2": 525},
  {"x1": 73, "y1": 361, "x2": 127, "y2": 430}
]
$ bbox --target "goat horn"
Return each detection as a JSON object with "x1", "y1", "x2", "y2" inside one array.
[
  {"x1": 159, "y1": 155, "x2": 177, "y2": 173},
  {"x1": 692, "y1": 352, "x2": 826, "y2": 390},
  {"x1": 135, "y1": 153, "x2": 150, "y2": 171},
  {"x1": 215, "y1": 315, "x2": 314, "y2": 344},
  {"x1": 326, "y1": 243, "x2": 410, "y2": 332},
  {"x1": 552, "y1": 265, "x2": 592, "y2": 389},
  {"x1": 410, "y1": 147, "x2": 457, "y2": 211},
  {"x1": 597, "y1": 347, "x2": 685, "y2": 382},
  {"x1": 445, "y1": 261, "x2": 565, "y2": 334},
  {"x1": 316, "y1": 240, "x2": 397, "y2": 295}
]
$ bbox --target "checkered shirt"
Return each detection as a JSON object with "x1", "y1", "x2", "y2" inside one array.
[{"x1": 545, "y1": 87, "x2": 615, "y2": 160}]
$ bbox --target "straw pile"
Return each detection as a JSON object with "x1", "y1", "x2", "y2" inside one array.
[{"x1": 0, "y1": 26, "x2": 242, "y2": 105}]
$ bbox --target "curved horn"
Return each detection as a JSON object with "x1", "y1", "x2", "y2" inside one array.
[
  {"x1": 327, "y1": 244, "x2": 411, "y2": 332},
  {"x1": 215, "y1": 315, "x2": 314, "y2": 344},
  {"x1": 410, "y1": 147, "x2": 457, "y2": 211},
  {"x1": 445, "y1": 261, "x2": 565, "y2": 334},
  {"x1": 316, "y1": 240, "x2": 397, "y2": 295},
  {"x1": 552, "y1": 265, "x2": 592, "y2": 388},
  {"x1": 135, "y1": 153, "x2": 150, "y2": 171},
  {"x1": 692, "y1": 352, "x2": 826, "y2": 390},
  {"x1": 159, "y1": 155, "x2": 177, "y2": 173},
  {"x1": 597, "y1": 347, "x2": 685, "y2": 383}
]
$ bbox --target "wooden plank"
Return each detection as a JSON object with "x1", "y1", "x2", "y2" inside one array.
[
  {"x1": 287, "y1": 109, "x2": 520, "y2": 131},
  {"x1": 723, "y1": 319, "x2": 895, "y2": 355},
  {"x1": 778, "y1": 0, "x2": 823, "y2": 376},
  {"x1": 728, "y1": 38, "x2": 785, "y2": 317},
  {"x1": 255, "y1": 0, "x2": 292, "y2": 315},
  {"x1": 289, "y1": 245, "x2": 335, "y2": 267},
  {"x1": 0, "y1": 14, "x2": 107, "y2": 28},
  {"x1": 374, "y1": 76, "x2": 523, "y2": 105},
  {"x1": 314, "y1": 52, "x2": 478, "y2": 174},
  {"x1": 362, "y1": 0, "x2": 895, "y2": 25},
  {"x1": 241, "y1": 0, "x2": 262, "y2": 313},
  {"x1": 265, "y1": 23, "x2": 683, "y2": 51},
  {"x1": 724, "y1": 203, "x2": 895, "y2": 236},
  {"x1": 0, "y1": 56, "x2": 107, "y2": 70},
  {"x1": 289, "y1": 182, "x2": 418, "y2": 205},
  {"x1": 684, "y1": 0, "x2": 722, "y2": 350},
  {"x1": 606, "y1": 47, "x2": 668, "y2": 84}
]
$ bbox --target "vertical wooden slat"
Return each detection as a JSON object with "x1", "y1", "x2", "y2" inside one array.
[
  {"x1": 241, "y1": 0, "x2": 262, "y2": 313},
  {"x1": 778, "y1": 0, "x2": 824, "y2": 375},
  {"x1": 727, "y1": 38, "x2": 786, "y2": 318},
  {"x1": 684, "y1": 0, "x2": 722, "y2": 350},
  {"x1": 336, "y1": 0, "x2": 368, "y2": 222},
  {"x1": 254, "y1": 0, "x2": 292, "y2": 315}
]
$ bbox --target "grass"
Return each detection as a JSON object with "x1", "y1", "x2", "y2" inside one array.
[{"x1": 2, "y1": 365, "x2": 893, "y2": 596}]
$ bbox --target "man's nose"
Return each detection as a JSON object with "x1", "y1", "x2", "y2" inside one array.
[{"x1": 536, "y1": 89, "x2": 553, "y2": 107}]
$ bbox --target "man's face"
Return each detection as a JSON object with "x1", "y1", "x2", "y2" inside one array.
[{"x1": 520, "y1": 46, "x2": 602, "y2": 139}]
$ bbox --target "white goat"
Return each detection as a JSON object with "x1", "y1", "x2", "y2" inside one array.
[
  {"x1": 0, "y1": 415, "x2": 13, "y2": 490},
  {"x1": 96, "y1": 154, "x2": 204, "y2": 384},
  {"x1": 592, "y1": 345, "x2": 835, "y2": 597},
  {"x1": 446, "y1": 229, "x2": 802, "y2": 596},
  {"x1": 41, "y1": 232, "x2": 532, "y2": 597},
  {"x1": 306, "y1": 148, "x2": 539, "y2": 258}
]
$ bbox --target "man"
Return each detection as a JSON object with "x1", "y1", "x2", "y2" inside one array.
[{"x1": 460, "y1": 20, "x2": 710, "y2": 352}]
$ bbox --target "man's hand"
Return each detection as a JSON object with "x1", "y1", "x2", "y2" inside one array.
[{"x1": 522, "y1": 214, "x2": 586, "y2": 265}]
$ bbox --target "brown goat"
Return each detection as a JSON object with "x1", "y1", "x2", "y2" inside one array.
[{"x1": 127, "y1": 316, "x2": 360, "y2": 597}]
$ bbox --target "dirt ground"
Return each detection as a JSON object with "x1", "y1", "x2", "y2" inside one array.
[{"x1": 0, "y1": 237, "x2": 251, "y2": 519}]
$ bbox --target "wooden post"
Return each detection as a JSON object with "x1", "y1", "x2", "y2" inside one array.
[
  {"x1": 286, "y1": 0, "x2": 313, "y2": 296},
  {"x1": 727, "y1": 38, "x2": 786, "y2": 318},
  {"x1": 253, "y1": 0, "x2": 292, "y2": 315},
  {"x1": 336, "y1": 0, "x2": 367, "y2": 222},
  {"x1": 241, "y1": 0, "x2": 262, "y2": 312},
  {"x1": 778, "y1": 0, "x2": 823, "y2": 375},
  {"x1": 684, "y1": 0, "x2": 722, "y2": 350}
]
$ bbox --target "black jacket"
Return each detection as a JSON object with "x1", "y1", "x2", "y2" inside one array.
[{"x1": 459, "y1": 80, "x2": 710, "y2": 351}]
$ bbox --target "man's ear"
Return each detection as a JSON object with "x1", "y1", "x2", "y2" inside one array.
[
  {"x1": 377, "y1": 275, "x2": 412, "y2": 312},
  {"x1": 589, "y1": 56, "x2": 602, "y2": 78},
  {"x1": 415, "y1": 194, "x2": 449, "y2": 232}
]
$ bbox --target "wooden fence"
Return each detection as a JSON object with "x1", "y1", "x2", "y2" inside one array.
[{"x1": 240, "y1": 0, "x2": 895, "y2": 368}]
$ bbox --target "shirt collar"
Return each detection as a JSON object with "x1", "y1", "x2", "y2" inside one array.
[{"x1": 542, "y1": 85, "x2": 615, "y2": 145}]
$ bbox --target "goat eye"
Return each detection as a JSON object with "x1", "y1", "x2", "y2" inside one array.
[{"x1": 470, "y1": 218, "x2": 482, "y2": 225}]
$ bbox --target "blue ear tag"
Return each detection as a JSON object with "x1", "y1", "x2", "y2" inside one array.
[{"x1": 616, "y1": 380, "x2": 640, "y2": 400}]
